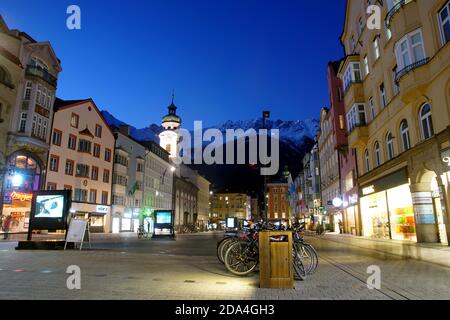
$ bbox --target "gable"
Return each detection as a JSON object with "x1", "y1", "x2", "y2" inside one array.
[{"x1": 26, "y1": 42, "x2": 62, "y2": 72}]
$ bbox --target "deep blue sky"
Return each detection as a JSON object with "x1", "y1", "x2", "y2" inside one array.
[{"x1": 1, "y1": 0, "x2": 346, "y2": 129}]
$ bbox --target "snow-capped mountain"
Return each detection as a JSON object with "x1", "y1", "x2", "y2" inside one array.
[{"x1": 101, "y1": 110, "x2": 319, "y2": 147}]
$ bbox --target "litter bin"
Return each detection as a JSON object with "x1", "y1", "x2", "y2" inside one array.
[{"x1": 259, "y1": 231, "x2": 294, "y2": 289}]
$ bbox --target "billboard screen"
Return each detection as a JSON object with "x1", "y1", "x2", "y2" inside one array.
[
  {"x1": 35, "y1": 195, "x2": 65, "y2": 218},
  {"x1": 156, "y1": 211, "x2": 172, "y2": 224}
]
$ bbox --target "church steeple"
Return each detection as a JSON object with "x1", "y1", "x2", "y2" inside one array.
[{"x1": 159, "y1": 93, "x2": 182, "y2": 158}]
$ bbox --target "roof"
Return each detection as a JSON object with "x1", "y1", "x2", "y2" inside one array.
[{"x1": 54, "y1": 98, "x2": 88, "y2": 111}]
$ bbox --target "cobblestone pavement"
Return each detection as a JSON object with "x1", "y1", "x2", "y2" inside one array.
[{"x1": 0, "y1": 232, "x2": 449, "y2": 300}]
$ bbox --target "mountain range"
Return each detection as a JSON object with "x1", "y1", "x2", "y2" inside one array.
[{"x1": 101, "y1": 110, "x2": 319, "y2": 192}]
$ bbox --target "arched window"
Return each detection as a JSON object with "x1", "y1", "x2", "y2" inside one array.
[
  {"x1": 400, "y1": 120, "x2": 411, "y2": 151},
  {"x1": 420, "y1": 103, "x2": 434, "y2": 140},
  {"x1": 364, "y1": 149, "x2": 370, "y2": 173},
  {"x1": 374, "y1": 141, "x2": 381, "y2": 167},
  {"x1": 386, "y1": 132, "x2": 395, "y2": 160}
]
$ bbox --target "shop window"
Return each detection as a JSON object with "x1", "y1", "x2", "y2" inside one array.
[{"x1": 419, "y1": 103, "x2": 434, "y2": 140}]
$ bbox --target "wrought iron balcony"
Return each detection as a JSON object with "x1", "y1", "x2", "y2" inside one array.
[
  {"x1": 385, "y1": 0, "x2": 413, "y2": 27},
  {"x1": 25, "y1": 65, "x2": 57, "y2": 87},
  {"x1": 395, "y1": 58, "x2": 429, "y2": 83}
]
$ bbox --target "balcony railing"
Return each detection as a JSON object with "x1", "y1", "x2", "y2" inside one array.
[
  {"x1": 25, "y1": 65, "x2": 57, "y2": 87},
  {"x1": 395, "y1": 58, "x2": 429, "y2": 83},
  {"x1": 385, "y1": 0, "x2": 413, "y2": 27}
]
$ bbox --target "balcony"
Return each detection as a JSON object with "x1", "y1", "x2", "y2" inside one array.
[
  {"x1": 385, "y1": 0, "x2": 414, "y2": 27},
  {"x1": 344, "y1": 80, "x2": 364, "y2": 108},
  {"x1": 395, "y1": 58, "x2": 429, "y2": 83},
  {"x1": 348, "y1": 125, "x2": 369, "y2": 149},
  {"x1": 25, "y1": 65, "x2": 57, "y2": 87}
]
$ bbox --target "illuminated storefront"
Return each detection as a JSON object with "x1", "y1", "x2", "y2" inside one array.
[
  {"x1": 360, "y1": 169, "x2": 417, "y2": 242},
  {"x1": 1, "y1": 153, "x2": 43, "y2": 233}
]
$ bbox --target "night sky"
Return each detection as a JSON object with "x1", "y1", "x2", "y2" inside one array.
[{"x1": 1, "y1": 0, "x2": 346, "y2": 129}]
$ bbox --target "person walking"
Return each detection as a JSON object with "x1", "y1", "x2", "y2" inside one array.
[
  {"x1": 338, "y1": 219, "x2": 343, "y2": 234},
  {"x1": 2, "y1": 215, "x2": 12, "y2": 240}
]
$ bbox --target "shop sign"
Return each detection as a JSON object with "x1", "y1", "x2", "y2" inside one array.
[
  {"x1": 96, "y1": 205, "x2": 109, "y2": 214},
  {"x1": 11, "y1": 191, "x2": 33, "y2": 202},
  {"x1": 360, "y1": 168, "x2": 408, "y2": 197},
  {"x1": 362, "y1": 185, "x2": 375, "y2": 196},
  {"x1": 441, "y1": 148, "x2": 450, "y2": 172},
  {"x1": 3, "y1": 195, "x2": 12, "y2": 205}
]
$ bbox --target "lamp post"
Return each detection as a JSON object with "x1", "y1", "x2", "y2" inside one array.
[{"x1": 262, "y1": 111, "x2": 270, "y2": 225}]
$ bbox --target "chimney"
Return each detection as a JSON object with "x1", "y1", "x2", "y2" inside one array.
[{"x1": 119, "y1": 125, "x2": 131, "y2": 136}]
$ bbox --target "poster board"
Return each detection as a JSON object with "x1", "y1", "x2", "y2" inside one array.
[{"x1": 64, "y1": 219, "x2": 91, "y2": 250}]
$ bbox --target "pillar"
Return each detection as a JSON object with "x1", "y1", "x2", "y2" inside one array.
[{"x1": 410, "y1": 183, "x2": 439, "y2": 243}]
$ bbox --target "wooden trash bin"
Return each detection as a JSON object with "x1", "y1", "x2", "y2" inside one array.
[{"x1": 259, "y1": 231, "x2": 294, "y2": 289}]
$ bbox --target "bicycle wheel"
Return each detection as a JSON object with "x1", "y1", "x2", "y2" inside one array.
[
  {"x1": 219, "y1": 237, "x2": 238, "y2": 265},
  {"x1": 294, "y1": 242, "x2": 314, "y2": 275},
  {"x1": 217, "y1": 237, "x2": 234, "y2": 264},
  {"x1": 224, "y1": 241, "x2": 258, "y2": 276},
  {"x1": 303, "y1": 243, "x2": 319, "y2": 274},
  {"x1": 293, "y1": 245, "x2": 307, "y2": 281}
]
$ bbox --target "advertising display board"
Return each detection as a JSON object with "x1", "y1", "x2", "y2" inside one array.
[
  {"x1": 64, "y1": 219, "x2": 90, "y2": 250},
  {"x1": 27, "y1": 190, "x2": 72, "y2": 240},
  {"x1": 153, "y1": 210, "x2": 175, "y2": 238}
]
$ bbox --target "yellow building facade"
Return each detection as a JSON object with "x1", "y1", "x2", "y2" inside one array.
[
  {"x1": 210, "y1": 193, "x2": 250, "y2": 223},
  {"x1": 339, "y1": 0, "x2": 450, "y2": 243}
]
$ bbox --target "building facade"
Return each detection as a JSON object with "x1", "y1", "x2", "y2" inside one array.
[
  {"x1": 317, "y1": 108, "x2": 341, "y2": 231},
  {"x1": 210, "y1": 193, "x2": 251, "y2": 225},
  {"x1": 196, "y1": 174, "x2": 211, "y2": 231},
  {"x1": 110, "y1": 126, "x2": 146, "y2": 233},
  {"x1": 46, "y1": 99, "x2": 115, "y2": 233},
  {"x1": 142, "y1": 140, "x2": 174, "y2": 220},
  {"x1": 0, "y1": 16, "x2": 62, "y2": 231},
  {"x1": 266, "y1": 183, "x2": 290, "y2": 223},
  {"x1": 339, "y1": 0, "x2": 450, "y2": 243}
]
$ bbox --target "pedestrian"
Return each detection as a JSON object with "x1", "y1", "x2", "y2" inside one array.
[
  {"x1": 338, "y1": 219, "x2": 343, "y2": 234},
  {"x1": 2, "y1": 215, "x2": 13, "y2": 240}
]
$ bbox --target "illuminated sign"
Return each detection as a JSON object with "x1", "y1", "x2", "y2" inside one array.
[
  {"x1": 11, "y1": 191, "x2": 33, "y2": 202},
  {"x1": 441, "y1": 149, "x2": 450, "y2": 171},
  {"x1": 96, "y1": 206, "x2": 109, "y2": 214},
  {"x1": 362, "y1": 185, "x2": 375, "y2": 196}
]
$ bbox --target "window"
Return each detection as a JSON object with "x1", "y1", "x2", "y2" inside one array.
[
  {"x1": 49, "y1": 155, "x2": 59, "y2": 172},
  {"x1": 358, "y1": 17, "x2": 365, "y2": 35},
  {"x1": 395, "y1": 29, "x2": 426, "y2": 70},
  {"x1": 137, "y1": 162, "x2": 144, "y2": 172},
  {"x1": 47, "y1": 182, "x2": 57, "y2": 191},
  {"x1": 52, "y1": 129, "x2": 62, "y2": 146},
  {"x1": 105, "y1": 148, "x2": 112, "y2": 162},
  {"x1": 374, "y1": 141, "x2": 381, "y2": 167},
  {"x1": 439, "y1": 2, "x2": 450, "y2": 45},
  {"x1": 24, "y1": 81, "x2": 33, "y2": 100},
  {"x1": 65, "y1": 159, "x2": 74, "y2": 176},
  {"x1": 64, "y1": 185, "x2": 72, "y2": 191},
  {"x1": 68, "y1": 134, "x2": 77, "y2": 150},
  {"x1": 76, "y1": 164, "x2": 90, "y2": 178},
  {"x1": 74, "y1": 189, "x2": 87, "y2": 202},
  {"x1": 386, "y1": 132, "x2": 395, "y2": 160},
  {"x1": 95, "y1": 124, "x2": 102, "y2": 138},
  {"x1": 363, "y1": 56, "x2": 370, "y2": 76},
  {"x1": 346, "y1": 104, "x2": 366, "y2": 132},
  {"x1": 115, "y1": 154, "x2": 129, "y2": 167},
  {"x1": 70, "y1": 113, "x2": 79, "y2": 128},
  {"x1": 93, "y1": 143, "x2": 101, "y2": 158},
  {"x1": 78, "y1": 139, "x2": 92, "y2": 153},
  {"x1": 91, "y1": 166, "x2": 99, "y2": 181},
  {"x1": 364, "y1": 149, "x2": 370, "y2": 173},
  {"x1": 379, "y1": 83, "x2": 386, "y2": 108},
  {"x1": 19, "y1": 113, "x2": 27, "y2": 132},
  {"x1": 343, "y1": 62, "x2": 362, "y2": 91},
  {"x1": 369, "y1": 97, "x2": 376, "y2": 120},
  {"x1": 103, "y1": 169, "x2": 110, "y2": 183},
  {"x1": 101, "y1": 191, "x2": 108, "y2": 205},
  {"x1": 420, "y1": 103, "x2": 434, "y2": 140},
  {"x1": 89, "y1": 189, "x2": 97, "y2": 204},
  {"x1": 400, "y1": 120, "x2": 411, "y2": 151},
  {"x1": 373, "y1": 37, "x2": 380, "y2": 60}
]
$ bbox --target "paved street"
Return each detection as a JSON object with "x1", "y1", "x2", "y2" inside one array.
[{"x1": 0, "y1": 232, "x2": 449, "y2": 300}]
